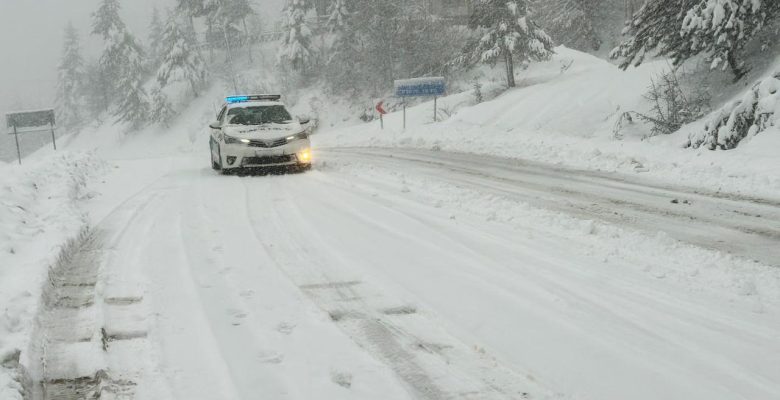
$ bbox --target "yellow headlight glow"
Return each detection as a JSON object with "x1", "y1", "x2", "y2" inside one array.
[{"x1": 297, "y1": 149, "x2": 312, "y2": 162}]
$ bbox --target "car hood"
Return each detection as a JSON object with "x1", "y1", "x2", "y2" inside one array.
[{"x1": 223, "y1": 123, "x2": 303, "y2": 140}]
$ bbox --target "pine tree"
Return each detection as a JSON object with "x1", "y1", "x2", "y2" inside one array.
[
  {"x1": 468, "y1": 0, "x2": 555, "y2": 87},
  {"x1": 157, "y1": 13, "x2": 208, "y2": 97},
  {"x1": 324, "y1": 0, "x2": 361, "y2": 94},
  {"x1": 92, "y1": 0, "x2": 150, "y2": 128},
  {"x1": 176, "y1": 0, "x2": 206, "y2": 28},
  {"x1": 612, "y1": 0, "x2": 779, "y2": 79},
  {"x1": 150, "y1": 86, "x2": 176, "y2": 127},
  {"x1": 92, "y1": 0, "x2": 125, "y2": 40},
  {"x1": 148, "y1": 7, "x2": 166, "y2": 68},
  {"x1": 277, "y1": 0, "x2": 315, "y2": 73},
  {"x1": 113, "y1": 31, "x2": 150, "y2": 129},
  {"x1": 81, "y1": 61, "x2": 112, "y2": 120},
  {"x1": 91, "y1": 0, "x2": 124, "y2": 115},
  {"x1": 208, "y1": 0, "x2": 256, "y2": 62},
  {"x1": 326, "y1": 0, "x2": 350, "y2": 32},
  {"x1": 532, "y1": 0, "x2": 602, "y2": 51},
  {"x1": 56, "y1": 22, "x2": 85, "y2": 131},
  {"x1": 681, "y1": 0, "x2": 779, "y2": 78}
]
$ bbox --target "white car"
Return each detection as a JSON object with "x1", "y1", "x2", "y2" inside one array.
[{"x1": 209, "y1": 95, "x2": 312, "y2": 173}]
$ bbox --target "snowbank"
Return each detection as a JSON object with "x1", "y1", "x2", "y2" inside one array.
[
  {"x1": 315, "y1": 47, "x2": 780, "y2": 199},
  {"x1": 0, "y1": 152, "x2": 104, "y2": 399}
]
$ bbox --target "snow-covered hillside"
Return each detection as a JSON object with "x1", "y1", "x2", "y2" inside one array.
[{"x1": 317, "y1": 47, "x2": 780, "y2": 199}]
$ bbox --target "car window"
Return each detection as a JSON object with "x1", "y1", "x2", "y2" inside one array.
[
  {"x1": 217, "y1": 106, "x2": 227, "y2": 123},
  {"x1": 226, "y1": 106, "x2": 293, "y2": 126}
]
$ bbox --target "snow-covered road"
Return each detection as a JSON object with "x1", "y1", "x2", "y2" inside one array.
[
  {"x1": 32, "y1": 148, "x2": 780, "y2": 400},
  {"x1": 326, "y1": 147, "x2": 780, "y2": 266}
]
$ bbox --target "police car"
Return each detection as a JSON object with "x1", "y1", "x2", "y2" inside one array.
[{"x1": 209, "y1": 95, "x2": 312, "y2": 173}]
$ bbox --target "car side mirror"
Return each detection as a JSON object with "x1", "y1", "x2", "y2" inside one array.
[
  {"x1": 209, "y1": 121, "x2": 222, "y2": 130},
  {"x1": 299, "y1": 118, "x2": 311, "y2": 125}
]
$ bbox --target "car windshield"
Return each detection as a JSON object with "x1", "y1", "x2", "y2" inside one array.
[{"x1": 226, "y1": 105, "x2": 292, "y2": 125}]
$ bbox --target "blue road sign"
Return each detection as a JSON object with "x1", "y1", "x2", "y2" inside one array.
[{"x1": 394, "y1": 77, "x2": 446, "y2": 98}]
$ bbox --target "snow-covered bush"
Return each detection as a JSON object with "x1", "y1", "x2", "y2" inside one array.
[
  {"x1": 690, "y1": 69, "x2": 780, "y2": 149},
  {"x1": 643, "y1": 70, "x2": 710, "y2": 136}
]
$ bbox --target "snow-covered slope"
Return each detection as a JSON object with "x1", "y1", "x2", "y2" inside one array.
[
  {"x1": 0, "y1": 153, "x2": 104, "y2": 399},
  {"x1": 316, "y1": 47, "x2": 780, "y2": 199}
]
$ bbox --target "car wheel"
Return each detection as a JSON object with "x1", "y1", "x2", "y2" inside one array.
[{"x1": 211, "y1": 140, "x2": 223, "y2": 171}]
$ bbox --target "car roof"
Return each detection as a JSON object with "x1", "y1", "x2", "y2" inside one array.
[{"x1": 225, "y1": 101, "x2": 285, "y2": 109}]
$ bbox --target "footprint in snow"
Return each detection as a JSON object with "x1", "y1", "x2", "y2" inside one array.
[
  {"x1": 330, "y1": 371, "x2": 353, "y2": 389},
  {"x1": 227, "y1": 308, "x2": 248, "y2": 326},
  {"x1": 256, "y1": 352, "x2": 284, "y2": 364},
  {"x1": 277, "y1": 322, "x2": 296, "y2": 335}
]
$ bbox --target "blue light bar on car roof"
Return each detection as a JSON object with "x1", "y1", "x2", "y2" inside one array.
[{"x1": 226, "y1": 94, "x2": 282, "y2": 103}]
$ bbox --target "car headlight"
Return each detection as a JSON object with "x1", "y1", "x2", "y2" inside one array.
[
  {"x1": 224, "y1": 134, "x2": 250, "y2": 145},
  {"x1": 285, "y1": 132, "x2": 309, "y2": 142},
  {"x1": 297, "y1": 148, "x2": 312, "y2": 163}
]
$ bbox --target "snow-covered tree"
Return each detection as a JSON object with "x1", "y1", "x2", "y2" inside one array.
[
  {"x1": 277, "y1": 0, "x2": 315, "y2": 73},
  {"x1": 532, "y1": 0, "x2": 602, "y2": 51},
  {"x1": 207, "y1": 0, "x2": 256, "y2": 62},
  {"x1": 92, "y1": 0, "x2": 150, "y2": 128},
  {"x1": 324, "y1": 0, "x2": 361, "y2": 93},
  {"x1": 148, "y1": 7, "x2": 166, "y2": 68},
  {"x1": 612, "y1": 0, "x2": 779, "y2": 79},
  {"x1": 56, "y1": 22, "x2": 85, "y2": 131},
  {"x1": 326, "y1": 0, "x2": 350, "y2": 32},
  {"x1": 92, "y1": 0, "x2": 129, "y2": 88},
  {"x1": 682, "y1": 0, "x2": 779, "y2": 78},
  {"x1": 92, "y1": 0, "x2": 126, "y2": 40},
  {"x1": 81, "y1": 61, "x2": 112, "y2": 119},
  {"x1": 468, "y1": 0, "x2": 555, "y2": 87},
  {"x1": 320, "y1": 0, "x2": 466, "y2": 97},
  {"x1": 157, "y1": 13, "x2": 208, "y2": 96},
  {"x1": 113, "y1": 31, "x2": 150, "y2": 129},
  {"x1": 150, "y1": 86, "x2": 176, "y2": 127},
  {"x1": 610, "y1": 0, "x2": 695, "y2": 71},
  {"x1": 211, "y1": 0, "x2": 253, "y2": 25},
  {"x1": 176, "y1": 0, "x2": 206, "y2": 28}
]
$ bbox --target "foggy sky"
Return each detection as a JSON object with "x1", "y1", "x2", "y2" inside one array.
[{"x1": 0, "y1": 0, "x2": 284, "y2": 117}]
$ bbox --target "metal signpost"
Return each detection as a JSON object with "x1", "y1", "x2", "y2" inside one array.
[
  {"x1": 375, "y1": 100, "x2": 388, "y2": 129},
  {"x1": 6, "y1": 109, "x2": 57, "y2": 165},
  {"x1": 394, "y1": 77, "x2": 446, "y2": 130}
]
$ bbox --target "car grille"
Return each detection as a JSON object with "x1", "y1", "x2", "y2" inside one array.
[
  {"x1": 247, "y1": 138, "x2": 288, "y2": 148},
  {"x1": 241, "y1": 155, "x2": 296, "y2": 166}
]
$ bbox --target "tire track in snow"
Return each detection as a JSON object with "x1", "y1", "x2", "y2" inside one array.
[
  {"x1": 30, "y1": 189, "x2": 166, "y2": 400},
  {"x1": 241, "y1": 176, "x2": 549, "y2": 400}
]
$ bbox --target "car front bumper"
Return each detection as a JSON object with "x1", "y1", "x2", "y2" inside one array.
[{"x1": 221, "y1": 139, "x2": 312, "y2": 169}]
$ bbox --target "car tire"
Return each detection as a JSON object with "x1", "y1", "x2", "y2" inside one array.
[{"x1": 211, "y1": 139, "x2": 223, "y2": 171}]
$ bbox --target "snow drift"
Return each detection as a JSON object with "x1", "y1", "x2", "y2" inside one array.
[{"x1": 0, "y1": 153, "x2": 103, "y2": 399}]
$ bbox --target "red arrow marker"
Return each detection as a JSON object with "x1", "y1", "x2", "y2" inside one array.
[{"x1": 376, "y1": 100, "x2": 387, "y2": 115}]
